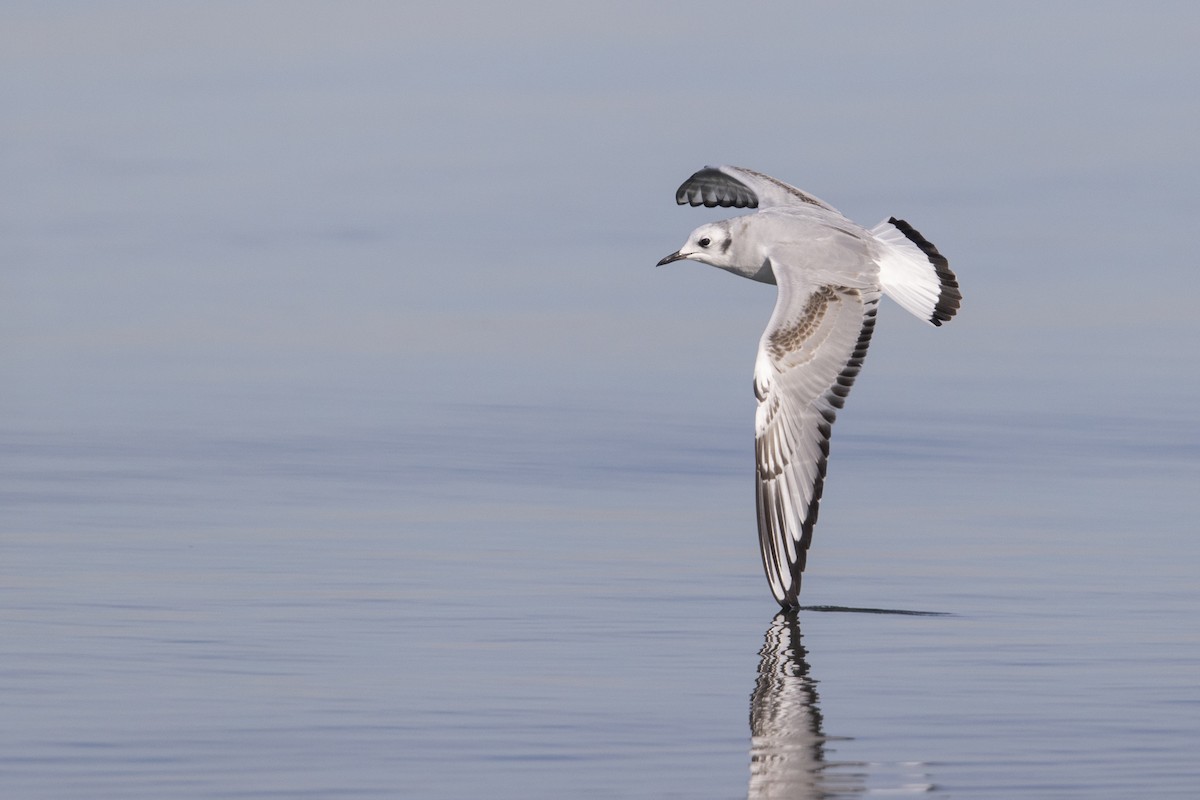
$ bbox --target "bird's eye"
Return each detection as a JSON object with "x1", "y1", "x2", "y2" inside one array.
[{"x1": 698, "y1": 237, "x2": 711, "y2": 248}]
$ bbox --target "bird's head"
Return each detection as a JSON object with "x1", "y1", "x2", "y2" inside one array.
[{"x1": 657, "y1": 221, "x2": 735, "y2": 269}]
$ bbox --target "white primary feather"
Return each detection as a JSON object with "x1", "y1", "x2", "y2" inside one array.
[{"x1": 753, "y1": 269, "x2": 879, "y2": 606}]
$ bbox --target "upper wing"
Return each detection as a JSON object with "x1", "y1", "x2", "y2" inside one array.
[
  {"x1": 754, "y1": 268, "x2": 879, "y2": 607},
  {"x1": 675, "y1": 166, "x2": 840, "y2": 214}
]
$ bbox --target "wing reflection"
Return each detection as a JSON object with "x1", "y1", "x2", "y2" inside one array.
[{"x1": 748, "y1": 610, "x2": 866, "y2": 798}]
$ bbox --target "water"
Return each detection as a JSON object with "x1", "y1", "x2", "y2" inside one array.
[
  {"x1": 4, "y1": 404, "x2": 1197, "y2": 798},
  {"x1": 4, "y1": 2, "x2": 1200, "y2": 797}
]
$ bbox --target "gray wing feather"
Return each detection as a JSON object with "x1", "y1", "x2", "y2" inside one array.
[
  {"x1": 754, "y1": 273, "x2": 878, "y2": 607},
  {"x1": 676, "y1": 166, "x2": 840, "y2": 214}
]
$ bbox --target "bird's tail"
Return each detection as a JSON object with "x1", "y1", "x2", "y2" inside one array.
[{"x1": 870, "y1": 217, "x2": 961, "y2": 326}]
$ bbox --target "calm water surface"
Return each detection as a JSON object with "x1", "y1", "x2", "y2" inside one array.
[{"x1": 3, "y1": 405, "x2": 1197, "y2": 799}]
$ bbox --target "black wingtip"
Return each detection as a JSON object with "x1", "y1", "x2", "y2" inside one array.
[{"x1": 675, "y1": 167, "x2": 760, "y2": 209}]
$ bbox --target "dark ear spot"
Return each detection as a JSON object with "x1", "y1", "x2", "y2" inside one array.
[{"x1": 720, "y1": 236, "x2": 732, "y2": 254}]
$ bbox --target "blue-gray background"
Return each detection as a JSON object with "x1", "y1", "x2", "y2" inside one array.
[{"x1": 3, "y1": 2, "x2": 1198, "y2": 798}]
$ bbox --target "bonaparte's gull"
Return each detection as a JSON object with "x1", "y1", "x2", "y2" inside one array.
[{"x1": 658, "y1": 166, "x2": 961, "y2": 607}]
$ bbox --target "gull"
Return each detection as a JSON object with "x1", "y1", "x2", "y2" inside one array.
[{"x1": 658, "y1": 166, "x2": 961, "y2": 607}]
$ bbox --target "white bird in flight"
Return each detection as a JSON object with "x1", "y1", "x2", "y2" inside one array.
[{"x1": 658, "y1": 166, "x2": 961, "y2": 607}]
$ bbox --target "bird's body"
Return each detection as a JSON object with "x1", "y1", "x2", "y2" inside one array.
[{"x1": 658, "y1": 166, "x2": 961, "y2": 608}]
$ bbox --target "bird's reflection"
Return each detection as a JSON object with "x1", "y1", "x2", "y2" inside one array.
[{"x1": 748, "y1": 610, "x2": 866, "y2": 798}]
